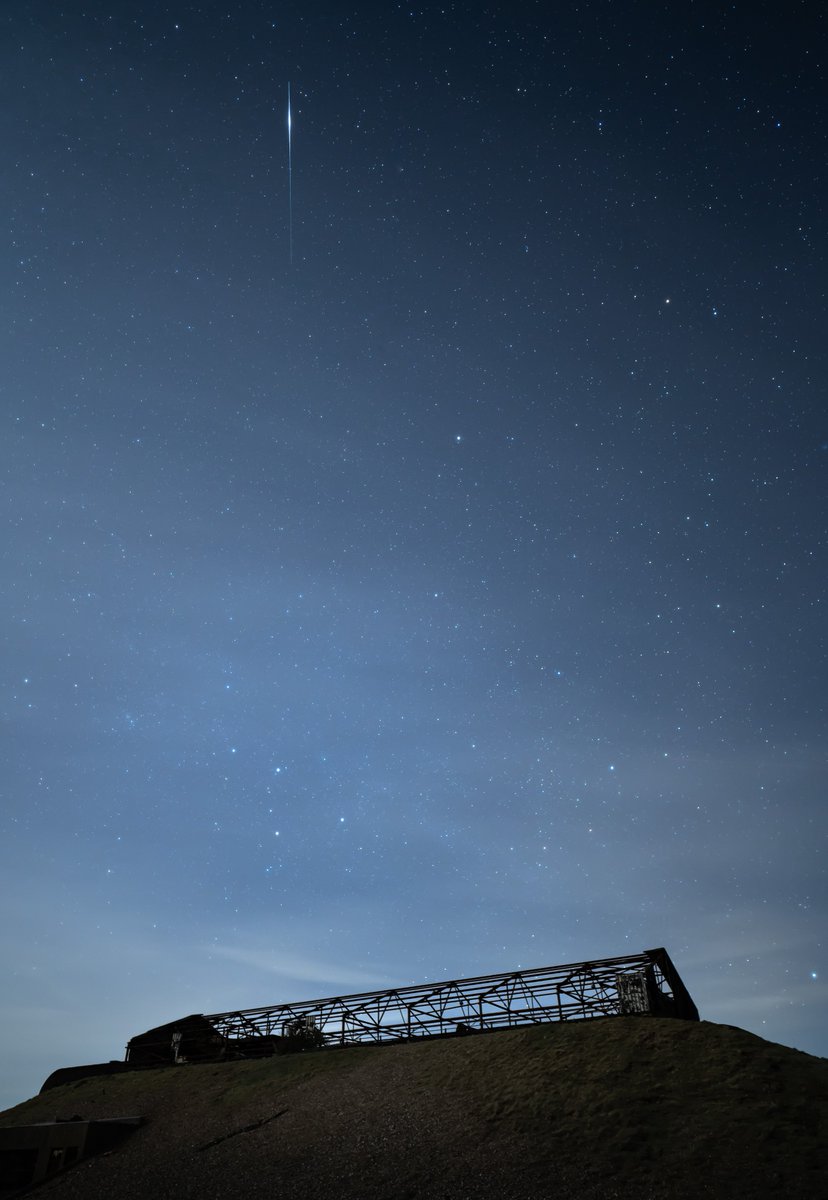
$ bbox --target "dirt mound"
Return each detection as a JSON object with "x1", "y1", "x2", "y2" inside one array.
[{"x1": 2, "y1": 1017, "x2": 826, "y2": 1199}]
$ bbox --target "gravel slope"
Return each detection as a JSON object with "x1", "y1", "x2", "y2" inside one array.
[{"x1": 2, "y1": 1017, "x2": 826, "y2": 1199}]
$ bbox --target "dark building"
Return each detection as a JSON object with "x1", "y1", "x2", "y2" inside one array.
[
  {"x1": 124, "y1": 1013, "x2": 227, "y2": 1067},
  {"x1": 0, "y1": 1117, "x2": 141, "y2": 1193}
]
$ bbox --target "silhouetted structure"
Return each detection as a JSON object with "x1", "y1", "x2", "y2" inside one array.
[
  {"x1": 123, "y1": 947, "x2": 697, "y2": 1065},
  {"x1": 124, "y1": 1014, "x2": 228, "y2": 1067}
]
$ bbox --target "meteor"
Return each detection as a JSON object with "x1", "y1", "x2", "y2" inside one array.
[{"x1": 287, "y1": 82, "x2": 293, "y2": 264}]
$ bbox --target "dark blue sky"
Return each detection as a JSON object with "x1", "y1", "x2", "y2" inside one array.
[{"x1": 2, "y1": 0, "x2": 825, "y2": 1107}]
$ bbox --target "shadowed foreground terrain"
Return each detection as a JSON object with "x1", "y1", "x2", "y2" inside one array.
[{"x1": 2, "y1": 1017, "x2": 826, "y2": 1199}]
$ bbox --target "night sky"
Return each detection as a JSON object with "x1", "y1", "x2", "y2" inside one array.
[{"x1": 2, "y1": 1, "x2": 826, "y2": 1108}]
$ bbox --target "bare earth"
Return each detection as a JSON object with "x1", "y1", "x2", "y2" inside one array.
[{"x1": 2, "y1": 1017, "x2": 826, "y2": 1199}]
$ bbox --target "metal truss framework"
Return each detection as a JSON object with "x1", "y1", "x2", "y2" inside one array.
[{"x1": 204, "y1": 947, "x2": 698, "y2": 1049}]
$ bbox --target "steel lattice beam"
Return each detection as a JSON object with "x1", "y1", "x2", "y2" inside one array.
[{"x1": 199, "y1": 947, "x2": 698, "y2": 1051}]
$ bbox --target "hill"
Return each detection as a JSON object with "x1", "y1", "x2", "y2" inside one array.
[{"x1": 1, "y1": 1017, "x2": 826, "y2": 1199}]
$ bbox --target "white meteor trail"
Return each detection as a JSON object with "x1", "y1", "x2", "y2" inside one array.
[{"x1": 287, "y1": 82, "x2": 293, "y2": 264}]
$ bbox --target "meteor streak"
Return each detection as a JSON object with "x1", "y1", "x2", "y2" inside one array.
[{"x1": 287, "y1": 82, "x2": 293, "y2": 264}]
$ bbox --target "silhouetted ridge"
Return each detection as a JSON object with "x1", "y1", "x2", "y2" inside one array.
[{"x1": 2, "y1": 1017, "x2": 825, "y2": 1199}]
